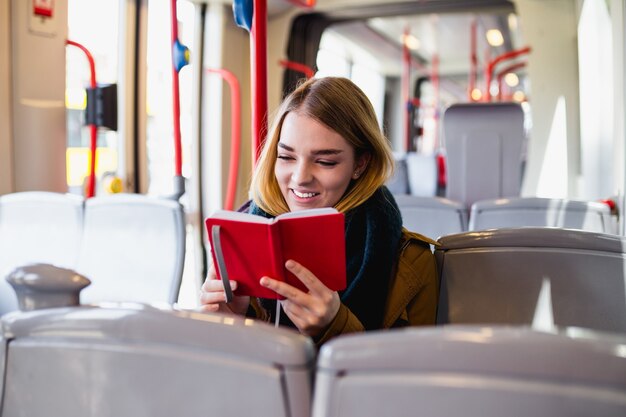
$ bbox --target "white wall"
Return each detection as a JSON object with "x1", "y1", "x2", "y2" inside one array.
[
  {"x1": 611, "y1": 0, "x2": 626, "y2": 203},
  {"x1": 9, "y1": 0, "x2": 68, "y2": 193},
  {"x1": 514, "y1": 0, "x2": 581, "y2": 198},
  {"x1": 578, "y1": 0, "x2": 614, "y2": 200}
]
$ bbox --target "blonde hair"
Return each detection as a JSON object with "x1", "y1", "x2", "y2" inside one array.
[{"x1": 250, "y1": 77, "x2": 394, "y2": 216}]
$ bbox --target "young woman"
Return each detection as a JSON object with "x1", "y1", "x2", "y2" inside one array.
[{"x1": 200, "y1": 77, "x2": 438, "y2": 345}]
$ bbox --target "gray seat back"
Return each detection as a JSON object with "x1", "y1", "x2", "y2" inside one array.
[
  {"x1": 77, "y1": 194, "x2": 185, "y2": 305},
  {"x1": 0, "y1": 192, "x2": 84, "y2": 315},
  {"x1": 386, "y1": 154, "x2": 409, "y2": 194},
  {"x1": 470, "y1": 197, "x2": 616, "y2": 233},
  {"x1": 313, "y1": 326, "x2": 626, "y2": 417},
  {"x1": 435, "y1": 228, "x2": 626, "y2": 332},
  {"x1": 1, "y1": 305, "x2": 314, "y2": 417},
  {"x1": 443, "y1": 103, "x2": 525, "y2": 208},
  {"x1": 394, "y1": 195, "x2": 467, "y2": 240},
  {"x1": 406, "y1": 152, "x2": 437, "y2": 197}
]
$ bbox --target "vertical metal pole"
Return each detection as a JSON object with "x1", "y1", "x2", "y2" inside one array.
[{"x1": 251, "y1": 0, "x2": 268, "y2": 166}]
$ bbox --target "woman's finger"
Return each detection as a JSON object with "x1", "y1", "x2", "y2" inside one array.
[
  {"x1": 198, "y1": 303, "x2": 220, "y2": 313},
  {"x1": 280, "y1": 300, "x2": 309, "y2": 328},
  {"x1": 280, "y1": 299, "x2": 306, "y2": 319},
  {"x1": 199, "y1": 288, "x2": 227, "y2": 305},
  {"x1": 280, "y1": 298, "x2": 334, "y2": 337},
  {"x1": 201, "y1": 278, "x2": 237, "y2": 293},
  {"x1": 259, "y1": 276, "x2": 314, "y2": 308},
  {"x1": 284, "y1": 260, "x2": 328, "y2": 295}
]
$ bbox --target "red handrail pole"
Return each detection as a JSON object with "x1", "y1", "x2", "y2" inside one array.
[
  {"x1": 483, "y1": 47, "x2": 491, "y2": 101},
  {"x1": 496, "y1": 61, "x2": 527, "y2": 101},
  {"x1": 66, "y1": 41, "x2": 97, "y2": 89},
  {"x1": 485, "y1": 46, "x2": 531, "y2": 102},
  {"x1": 251, "y1": 0, "x2": 268, "y2": 167},
  {"x1": 402, "y1": 28, "x2": 411, "y2": 153},
  {"x1": 170, "y1": 0, "x2": 183, "y2": 177},
  {"x1": 279, "y1": 59, "x2": 314, "y2": 79},
  {"x1": 207, "y1": 69, "x2": 241, "y2": 211},
  {"x1": 66, "y1": 39, "x2": 97, "y2": 199},
  {"x1": 436, "y1": 152, "x2": 447, "y2": 189},
  {"x1": 87, "y1": 123, "x2": 97, "y2": 197},
  {"x1": 469, "y1": 19, "x2": 477, "y2": 101}
]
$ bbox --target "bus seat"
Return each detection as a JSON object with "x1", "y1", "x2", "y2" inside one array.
[
  {"x1": 406, "y1": 152, "x2": 437, "y2": 197},
  {"x1": 313, "y1": 326, "x2": 626, "y2": 417},
  {"x1": 435, "y1": 228, "x2": 626, "y2": 333},
  {"x1": 77, "y1": 194, "x2": 185, "y2": 306},
  {"x1": 469, "y1": 197, "x2": 616, "y2": 234},
  {"x1": 443, "y1": 103, "x2": 525, "y2": 208},
  {"x1": 0, "y1": 192, "x2": 84, "y2": 315},
  {"x1": 386, "y1": 153, "x2": 409, "y2": 195},
  {"x1": 394, "y1": 195, "x2": 468, "y2": 240},
  {"x1": 1, "y1": 305, "x2": 315, "y2": 417}
]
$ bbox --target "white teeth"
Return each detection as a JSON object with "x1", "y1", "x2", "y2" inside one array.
[{"x1": 293, "y1": 190, "x2": 317, "y2": 198}]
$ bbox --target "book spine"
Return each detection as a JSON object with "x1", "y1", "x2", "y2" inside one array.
[{"x1": 268, "y1": 222, "x2": 284, "y2": 281}]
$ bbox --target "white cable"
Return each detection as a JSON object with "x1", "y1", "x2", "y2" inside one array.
[{"x1": 274, "y1": 300, "x2": 281, "y2": 327}]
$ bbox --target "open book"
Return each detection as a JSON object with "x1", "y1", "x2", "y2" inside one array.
[{"x1": 205, "y1": 208, "x2": 346, "y2": 300}]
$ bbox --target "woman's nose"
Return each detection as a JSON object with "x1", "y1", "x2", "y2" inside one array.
[{"x1": 292, "y1": 161, "x2": 313, "y2": 184}]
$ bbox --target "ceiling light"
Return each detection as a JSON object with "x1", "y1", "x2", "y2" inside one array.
[
  {"x1": 513, "y1": 91, "x2": 526, "y2": 102},
  {"x1": 402, "y1": 34, "x2": 420, "y2": 50},
  {"x1": 504, "y1": 73, "x2": 519, "y2": 87},
  {"x1": 470, "y1": 88, "x2": 482, "y2": 101},
  {"x1": 486, "y1": 29, "x2": 504, "y2": 47},
  {"x1": 508, "y1": 14, "x2": 518, "y2": 31}
]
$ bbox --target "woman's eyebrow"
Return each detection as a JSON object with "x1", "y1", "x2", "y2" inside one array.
[
  {"x1": 277, "y1": 142, "x2": 343, "y2": 155},
  {"x1": 312, "y1": 149, "x2": 343, "y2": 156},
  {"x1": 277, "y1": 142, "x2": 294, "y2": 151}
]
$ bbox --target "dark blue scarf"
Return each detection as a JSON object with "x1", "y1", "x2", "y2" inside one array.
[{"x1": 248, "y1": 186, "x2": 403, "y2": 330}]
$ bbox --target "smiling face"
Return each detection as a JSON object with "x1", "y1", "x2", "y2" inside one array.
[{"x1": 274, "y1": 111, "x2": 369, "y2": 212}]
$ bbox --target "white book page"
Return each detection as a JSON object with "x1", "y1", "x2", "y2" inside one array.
[
  {"x1": 208, "y1": 210, "x2": 271, "y2": 224},
  {"x1": 209, "y1": 207, "x2": 338, "y2": 223}
]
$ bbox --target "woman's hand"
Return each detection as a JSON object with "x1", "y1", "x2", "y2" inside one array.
[
  {"x1": 199, "y1": 263, "x2": 250, "y2": 315},
  {"x1": 260, "y1": 260, "x2": 340, "y2": 337}
]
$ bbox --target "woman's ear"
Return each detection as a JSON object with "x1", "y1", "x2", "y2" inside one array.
[{"x1": 352, "y1": 153, "x2": 371, "y2": 179}]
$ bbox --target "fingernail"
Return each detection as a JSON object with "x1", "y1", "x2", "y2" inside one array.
[
  {"x1": 260, "y1": 277, "x2": 269, "y2": 286},
  {"x1": 230, "y1": 280, "x2": 237, "y2": 290},
  {"x1": 285, "y1": 260, "x2": 295, "y2": 269}
]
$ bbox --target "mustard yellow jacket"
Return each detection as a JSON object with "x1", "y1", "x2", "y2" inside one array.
[{"x1": 313, "y1": 228, "x2": 439, "y2": 345}]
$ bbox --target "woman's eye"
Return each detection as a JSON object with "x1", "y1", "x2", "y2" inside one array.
[
  {"x1": 317, "y1": 160, "x2": 338, "y2": 167},
  {"x1": 277, "y1": 155, "x2": 294, "y2": 161}
]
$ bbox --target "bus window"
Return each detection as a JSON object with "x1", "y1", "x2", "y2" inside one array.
[
  {"x1": 316, "y1": 26, "x2": 386, "y2": 129},
  {"x1": 145, "y1": 0, "x2": 195, "y2": 197},
  {"x1": 66, "y1": 0, "x2": 120, "y2": 196}
]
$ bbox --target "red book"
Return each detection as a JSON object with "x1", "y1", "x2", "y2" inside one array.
[{"x1": 205, "y1": 208, "x2": 346, "y2": 300}]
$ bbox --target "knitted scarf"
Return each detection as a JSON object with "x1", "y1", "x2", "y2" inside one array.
[{"x1": 248, "y1": 186, "x2": 403, "y2": 330}]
